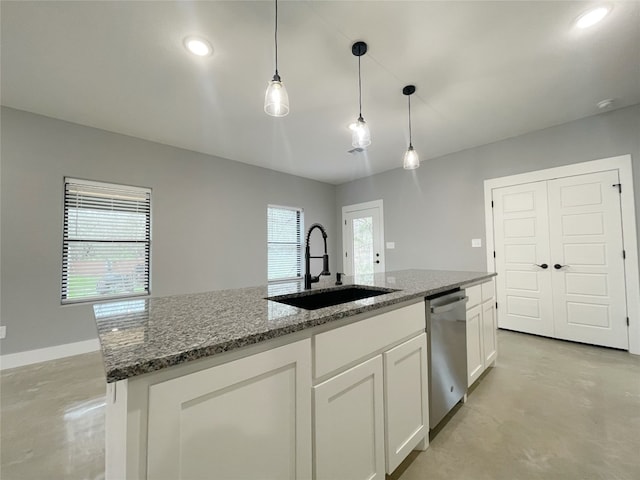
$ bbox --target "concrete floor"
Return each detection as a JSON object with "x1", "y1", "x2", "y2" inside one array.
[{"x1": 1, "y1": 330, "x2": 639, "y2": 480}]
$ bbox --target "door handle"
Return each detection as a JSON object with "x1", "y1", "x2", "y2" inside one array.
[
  {"x1": 554, "y1": 264, "x2": 567, "y2": 270},
  {"x1": 534, "y1": 263, "x2": 548, "y2": 269},
  {"x1": 375, "y1": 260, "x2": 380, "y2": 264}
]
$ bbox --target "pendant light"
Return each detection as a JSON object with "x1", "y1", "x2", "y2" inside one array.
[
  {"x1": 264, "y1": 0, "x2": 289, "y2": 117},
  {"x1": 351, "y1": 41, "x2": 371, "y2": 148},
  {"x1": 402, "y1": 85, "x2": 420, "y2": 170}
]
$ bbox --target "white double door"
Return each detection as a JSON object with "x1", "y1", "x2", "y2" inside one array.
[{"x1": 493, "y1": 170, "x2": 628, "y2": 349}]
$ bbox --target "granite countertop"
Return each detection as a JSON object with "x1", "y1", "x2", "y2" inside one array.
[{"x1": 93, "y1": 269, "x2": 496, "y2": 382}]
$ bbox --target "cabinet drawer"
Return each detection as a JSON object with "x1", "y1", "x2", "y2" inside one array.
[
  {"x1": 481, "y1": 279, "x2": 495, "y2": 301},
  {"x1": 466, "y1": 285, "x2": 482, "y2": 309},
  {"x1": 314, "y1": 302, "x2": 425, "y2": 379}
]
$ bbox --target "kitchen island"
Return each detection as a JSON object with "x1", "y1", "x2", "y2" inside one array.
[{"x1": 94, "y1": 269, "x2": 495, "y2": 480}]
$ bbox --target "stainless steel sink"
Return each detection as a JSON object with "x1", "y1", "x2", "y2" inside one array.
[{"x1": 267, "y1": 285, "x2": 399, "y2": 310}]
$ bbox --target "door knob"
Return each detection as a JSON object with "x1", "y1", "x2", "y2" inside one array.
[
  {"x1": 534, "y1": 263, "x2": 548, "y2": 269},
  {"x1": 375, "y1": 260, "x2": 380, "y2": 264},
  {"x1": 554, "y1": 264, "x2": 566, "y2": 270}
]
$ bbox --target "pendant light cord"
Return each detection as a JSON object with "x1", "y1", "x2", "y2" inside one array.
[
  {"x1": 358, "y1": 54, "x2": 363, "y2": 118},
  {"x1": 408, "y1": 94, "x2": 413, "y2": 147},
  {"x1": 274, "y1": 0, "x2": 279, "y2": 76}
]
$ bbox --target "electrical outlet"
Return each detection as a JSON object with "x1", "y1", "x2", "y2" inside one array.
[
  {"x1": 0, "y1": 326, "x2": 6, "y2": 339},
  {"x1": 386, "y1": 242, "x2": 395, "y2": 249},
  {"x1": 472, "y1": 238, "x2": 482, "y2": 248}
]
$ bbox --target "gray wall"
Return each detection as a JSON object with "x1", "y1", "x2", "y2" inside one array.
[
  {"x1": 336, "y1": 104, "x2": 640, "y2": 272},
  {"x1": 0, "y1": 107, "x2": 337, "y2": 355}
]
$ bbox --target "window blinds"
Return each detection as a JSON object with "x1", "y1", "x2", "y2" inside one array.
[
  {"x1": 268, "y1": 206, "x2": 303, "y2": 282},
  {"x1": 62, "y1": 178, "x2": 151, "y2": 303}
]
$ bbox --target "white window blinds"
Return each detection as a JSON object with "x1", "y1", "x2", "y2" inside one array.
[
  {"x1": 268, "y1": 206, "x2": 303, "y2": 282},
  {"x1": 62, "y1": 178, "x2": 151, "y2": 303}
]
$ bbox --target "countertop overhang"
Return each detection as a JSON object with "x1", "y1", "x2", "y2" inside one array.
[{"x1": 93, "y1": 269, "x2": 496, "y2": 382}]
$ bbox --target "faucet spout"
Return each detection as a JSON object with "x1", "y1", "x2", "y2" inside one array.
[{"x1": 304, "y1": 223, "x2": 330, "y2": 289}]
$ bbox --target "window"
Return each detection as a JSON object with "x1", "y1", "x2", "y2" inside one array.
[
  {"x1": 267, "y1": 205, "x2": 303, "y2": 282},
  {"x1": 62, "y1": 178, "x2": 151, "y2": 303}
]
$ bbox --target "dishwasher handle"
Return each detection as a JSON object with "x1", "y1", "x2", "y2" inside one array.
[{"x1": 430, "y1": 296, "x2": 469, "y2": 314}]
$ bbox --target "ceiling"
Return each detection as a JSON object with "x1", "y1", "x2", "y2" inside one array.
[{"x1": 2, "y1": 1, "x2": 639, "y2": 185}]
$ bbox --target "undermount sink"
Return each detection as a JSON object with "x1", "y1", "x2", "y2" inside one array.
[{"x1": 267, "y1": 285, "x2": 399, "y2": 310}]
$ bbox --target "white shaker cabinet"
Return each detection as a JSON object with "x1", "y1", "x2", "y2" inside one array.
[
  {"x1": 313, "y1": 302, "x2": 428, "y2": 478},
  {"x1": 146, "y1": 339, "x2": 312, "y2": 480},
  {"x1": 383, "y1": 333, "x2": 429, "y2": 473},
  {"x1": 314, "y1": 355, "x2": 386, "y2": 480},
  {"x1": 482, "y1": 292, "x2": 497, "y2": 366},
  {"x1": 466, "y1": 278, "x2": 497, "y2": 387},
  {"x1": 466, "y1": 303, "x2": 484, "y2": 386},
  {"x1": 108, "y1": 301, "x2": 431, "y2": 480}
]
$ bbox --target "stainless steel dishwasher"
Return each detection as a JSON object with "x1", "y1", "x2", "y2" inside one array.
[{"x1": 426, "y1": 289, "x2": 469, "y2": 430}]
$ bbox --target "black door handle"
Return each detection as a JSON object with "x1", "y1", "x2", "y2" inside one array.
[
  {"x1": 534, "y1": 263, "x2": 548, "y2": 269},
  {"x1": 375, "y1": 260, "x2": 380, "y2": 264},
  {"x1": 554, "y1": 264, "x2": 566, "y2": 270}
]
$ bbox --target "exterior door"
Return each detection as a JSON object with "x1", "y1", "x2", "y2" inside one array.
[
  {"x1": 343, "y1": 200, "x2": 385, "y2": 276},
  {"x1": 548, "y1": 171, "x2": 628, "y2": 349},
  {"x1": 493, "y1": 181, "x2": 555, "y2": 337},
  {"x1": 492, "y1": 171, "x2": 628, "y2": 349}
]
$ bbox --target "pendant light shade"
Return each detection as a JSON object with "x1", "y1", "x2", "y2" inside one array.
[
  {"x1": 352, "y1": 116, "x2": 371, "y2": 149},
  {"x1": 352, "y1": 41, "x2": 371, "y2": 148},
  {"x1": 265, "y1": 74, "x2": 289, "y2": 117},
  {"x1": 403, "y1": 145, "x2": 420, "y2": 170},
  {"x1": 265, "y1": 0, "x2": 289, "y2": 117},
  {"x1": 402, "y1": 85, "x2": 420, "y2": 170}
]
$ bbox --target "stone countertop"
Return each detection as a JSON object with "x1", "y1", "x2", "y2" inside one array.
[{"x1": 93, "y1": 269, "x2": 496, "y2": 383}]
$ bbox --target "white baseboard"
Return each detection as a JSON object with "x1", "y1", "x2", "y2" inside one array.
[{"x1": 0, "y1": 338, "x2": 100, "y2": 370}]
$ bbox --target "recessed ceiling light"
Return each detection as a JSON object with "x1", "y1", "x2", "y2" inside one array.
[
  {"x1": 183, "y1": 36, "x2": 213, "y2": 56},
  {"x1": 575, "y1": 6, "x2": 611, "y2": 29}
]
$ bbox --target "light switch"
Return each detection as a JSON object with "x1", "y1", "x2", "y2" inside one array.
[
  {"x1": 472, "y1": 238, "x2": 482, "y2": 248},
  {"x1": 386, "y1": 242, "x2": 395, "y2": 249}
]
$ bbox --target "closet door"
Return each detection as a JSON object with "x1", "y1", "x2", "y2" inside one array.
[
  {"x1": 548, "y1": 171, "x2": 628, "y2": 349},
  {"x1": 493, "y1": 181, "x2": 554, "y2": 337}
]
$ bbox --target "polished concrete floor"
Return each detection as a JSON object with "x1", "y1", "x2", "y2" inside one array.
[
  {"x1": 1, "y1": 351, "x2": 106, "y2": 480},
  {"x1": 1, "y1": 330, "x2": 639, "y2": 479}
]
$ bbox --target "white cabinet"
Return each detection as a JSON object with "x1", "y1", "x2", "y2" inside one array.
[
  {"x1": 466, "y1": 279, "x2": 497, "y2": 387},
  {"x1": 313, "y1": 302, "x2": 428, "y2": 478},
  {"x1": 383, "y1": 333, "x2": 429, "y2": 473},
  {"x1": 482, "y1": 298, "x2": 497, "y2": 366},
  {"x1": 108, "y1": 302, "x2": 429, "y2": 480},
  {"x1": 314, "y1": 356, "x2": 385, "y2": 480},
  {"x1": 466, "y1": 304, "x2": 484, "y2": 385},
  {"x1": 146, "y1": 339, "x2": 312, "y2": 480}
]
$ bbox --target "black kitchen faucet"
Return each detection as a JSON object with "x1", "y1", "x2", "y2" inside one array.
[{"x1": 304, "y1": 223, "x2": 330, "y2": 289}]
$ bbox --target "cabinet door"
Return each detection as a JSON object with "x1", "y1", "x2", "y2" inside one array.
[
  {"x1": 314, "y1": 355, "x2": 385, "y2": 480},
  {"x1": 147, "y1": 339, "x2": 312, "y2": 480},
  {"x1": 383, "y1": 333, "x2": 429, "y2": 474},
  {"x1": 466, "y1": 304, "x2": 484, "y2": 387},
  {"x1": 482, "y1": 300, "x2": 497, "y2": 366}
]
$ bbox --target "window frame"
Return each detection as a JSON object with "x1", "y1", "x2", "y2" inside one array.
[
  {"x1": 267, "y1": 204, "x2": 304, "y2": 283},
  {"x1": 61, "y1": 177, "x2": 152, "y2": 304}
]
